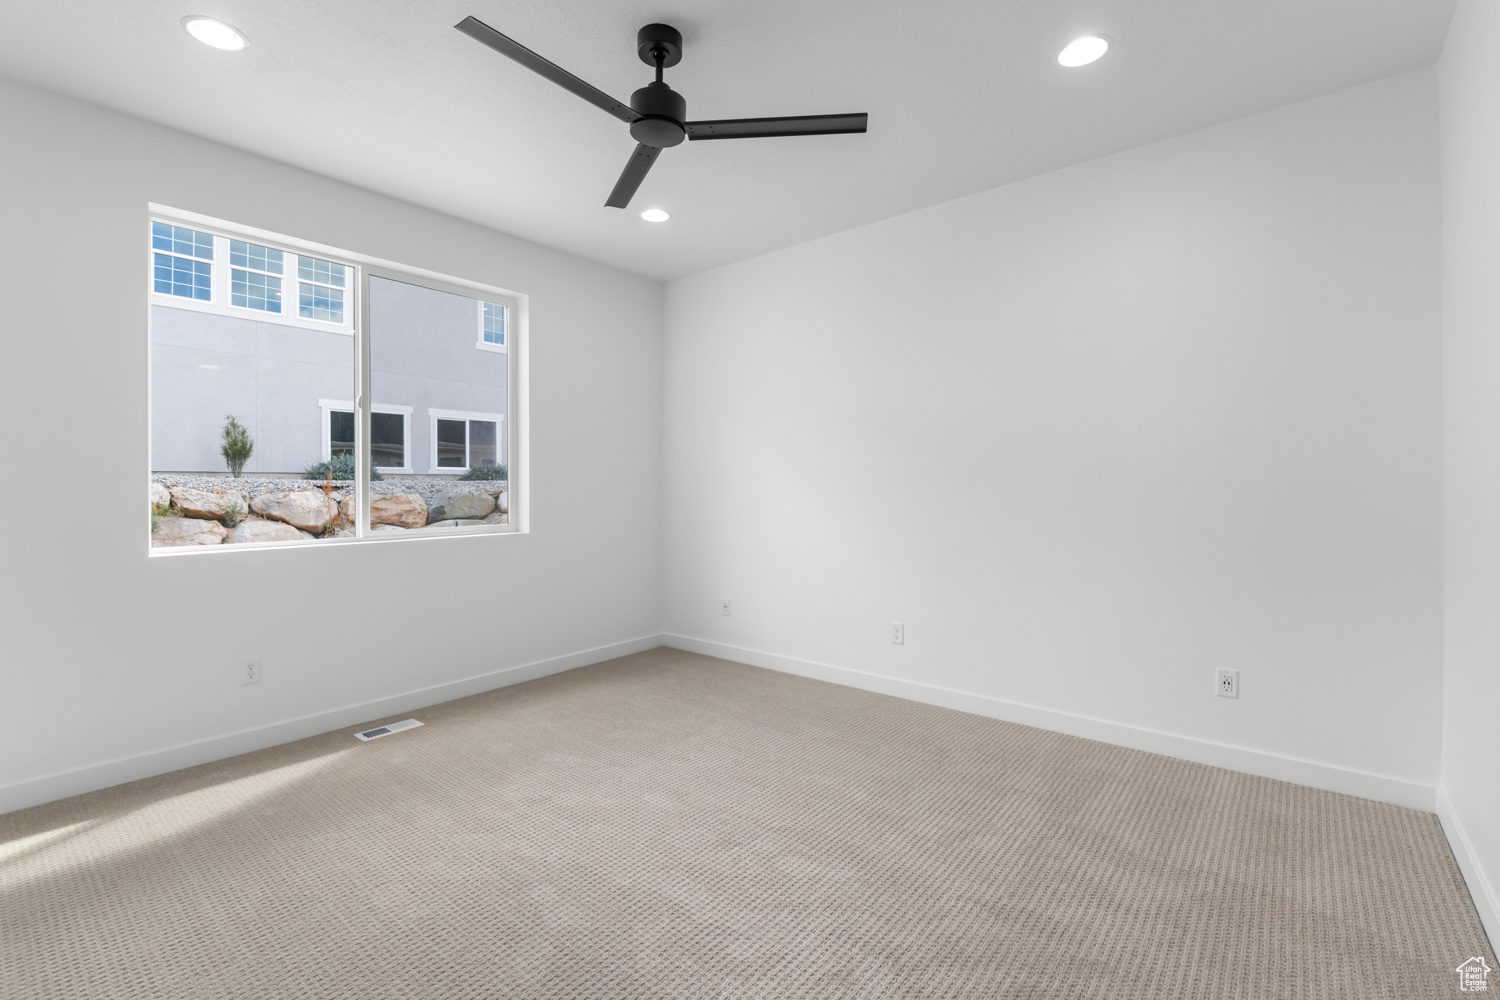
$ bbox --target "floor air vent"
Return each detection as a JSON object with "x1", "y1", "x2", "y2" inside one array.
[{"x1": 353, "y1": 718, "x2": 423, "y2": 741}]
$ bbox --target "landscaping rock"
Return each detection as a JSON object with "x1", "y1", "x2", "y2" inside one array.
[
  {"x1": 373, "y1": 493, "x2": 427, "y2": 528},
  {"x1": 482, "y1": 511, "x2": 508, "y2": 525},
  {"x1": 371, "y1": 523, "x2": 408, "y2": 532},
  {"x1": 229, "y1": 518, "x2": 314, "y2": 544},
  {"x1": 335, "y1": 492, "x2": 427, "y2": 529},
  {"x1": 151, "y1": 517, "x2": 226, "y2": 546},
  {"x1": 427, "y1": 518, "x2": 487, "y2": 529},
  {"x1": 169, "y1": 486, "x2": 249, "y2": 523},
  {"x1": 150, "y1": 481, "x2": 171, "y2": 508},
  {"x1": 495, "y1": 490, "x2": 508, "y2": 515},
  {"x1": 251, "y1": 490, "x2": 339, "y2": 532},
  {"x1": 427, "y1": 492, "x2": 494, "y2": 522}
]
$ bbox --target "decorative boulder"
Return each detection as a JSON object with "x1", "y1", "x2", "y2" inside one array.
[
  {"x1": 427, "y1": 492, "x2": 494, "y2": 522},
  {"x1": 495, "y1": 490, "x2": 508, "y2": 515},
  {"x1": 251, "y1": 490, "x2": 339, "y2": 532},
  {"x1": 229, "y1": 518, "x2": 314, "y2": 544},
  {"x1": 150, "y1": 481, "x2": 171, "y2": 509},
  {"x1": 169, "y1": 486, "x2": 249, "y2": 523},
  {"x1": 426, "y1": 518, "x2": 487, "y2": 529},
  {"x1": 370, "y1": 524, "x2": 408, "y2": 532},
  {"x1": 151, "y1": 517, "x2": 227, "y2": 546},
  {"x1": 481, "y1": 511, "x2": 508, "y2": 525},
  {"x1": 373, "y1": 493, "x2": 428, "y2": 529}
]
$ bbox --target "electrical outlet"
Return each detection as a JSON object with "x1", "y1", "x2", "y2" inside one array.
[
  {"x1": 890, "y1": 622, "x2": 904, "y2": 644},
  {"x1": 720, "y1": 598, "x2": 731, "y2": 617},
  {"x1": 1216, "y1": 668, "x2": 1238, "y2": 699},
  {"x1": 242, "y1": 657, "x2": 262, "y2": 686}
]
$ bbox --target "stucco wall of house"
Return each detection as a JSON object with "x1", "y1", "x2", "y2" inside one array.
[{"x1": 151, "y1": 274, "x2": 508, "y2": 475}]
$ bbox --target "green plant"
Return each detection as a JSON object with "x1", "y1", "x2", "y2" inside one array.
[
  {"x1": 221, "y1": 415, "x2": 254, "y2": 478},
  {"x1": 303, "y1": 454, "x2": 381, "y2": 481},
  {"x1": 458, "y1": 464, "x2": 507, "y2": 482},
  {"x1": 222, "y1": 494, "x2": 248, "y2": 528},
  {"x1": 150, "y1": 502, "x2": 176, "y2": 534}
]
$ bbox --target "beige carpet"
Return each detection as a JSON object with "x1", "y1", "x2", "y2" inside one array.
[{"x1": 1, "y1": 648, "x2": 1491, "y2": 999}]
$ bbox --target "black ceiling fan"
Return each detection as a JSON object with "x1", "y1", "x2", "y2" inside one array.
[{"x1": 455, "y1": 17, "x2": 869, "y2": 210}]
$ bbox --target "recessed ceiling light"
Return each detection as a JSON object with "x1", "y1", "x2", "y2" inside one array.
[
  {"x1": 182, "y1": 15, "x2": 248, "y2": 52},
  {"x1": 1058, "y1": 35, "x2": 1110, "y2": 68},
  {"x1": 640, "y1": 208, "x2": 671, "y2": 223}
]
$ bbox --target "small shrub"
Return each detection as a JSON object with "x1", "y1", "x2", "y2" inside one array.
[
  {"x1": 221, "y1": 416, "x2": 254, "y2": 478},
  {"x1": 150, "y1": 502, "x2": 177, "y2": 534},
  {"x1": 459, "y1": 464, "x2": 507, "y2": 482},
  {"x1": 303, "y1": 454, "x2": 381, "y2": 481},
  {"x1": 222, "y1": 494, "x2": 248, "y2": 528}
]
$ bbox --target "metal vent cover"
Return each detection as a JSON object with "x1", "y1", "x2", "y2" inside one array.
[{"x1": 353, "y1": 718, "x2": 423, "y2": 741}]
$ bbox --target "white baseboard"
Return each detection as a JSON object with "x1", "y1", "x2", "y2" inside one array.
[
  {"x1": 0, "y1": 633, "x2": 666, "y2": 816},
  {"x1": 1437, "y1": 787, "x2": 1500, "y2": 950},
  {"x1": 663, "y1": 634, "x2": 1437, "y2": 813}
]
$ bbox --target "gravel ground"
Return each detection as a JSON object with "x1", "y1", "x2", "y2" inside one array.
[{"x1": 152, "y1": 474, "x2": 506, "y2": 504}]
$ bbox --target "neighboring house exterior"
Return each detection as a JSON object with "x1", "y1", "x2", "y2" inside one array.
[{"x1": 149, "y1": 221, "x2": 509, "y2": 476}]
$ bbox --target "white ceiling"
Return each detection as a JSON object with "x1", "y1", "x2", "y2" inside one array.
[{"x1": 0, "y1": 0, "x2": 1457, "y2": 280}]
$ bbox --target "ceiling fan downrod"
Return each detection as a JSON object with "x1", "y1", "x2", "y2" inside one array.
[{"x1": 629, "y1": 25, "x2": 687, "y2": 149}]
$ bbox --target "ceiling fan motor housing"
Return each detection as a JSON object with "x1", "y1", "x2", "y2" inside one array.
[{"x1": 630, "y1": 82, "x2": 687, "y2": 147}]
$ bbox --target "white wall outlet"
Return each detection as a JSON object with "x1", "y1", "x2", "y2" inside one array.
[
  {"x1": 890, "y1": 622, "x2": 904, "y2": 644},
  {"x1": 242, "y1": 657, "x2": 262, "y2": 686},
  {"x1": 1216, "y1": 668, "x2": 1239, "y2": 699},
  {"x1": 720, "y1": 598, "x2": 731, "y2": 617}
]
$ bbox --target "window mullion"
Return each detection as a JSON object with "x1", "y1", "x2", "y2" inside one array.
[{"x1": 356, "y1": 265, "x2": 370, "y2": 539}]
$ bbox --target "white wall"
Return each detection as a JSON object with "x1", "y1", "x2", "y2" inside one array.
[
  {"x1": 1438, "y1": 0, "x2": 1500, "y2": 943},
  {"x1": 0, "y1": 77, "x2": 663, "y2": 813},
  {"x1": 664, "y1": 70, "x2": 1444, "y2": 809}
]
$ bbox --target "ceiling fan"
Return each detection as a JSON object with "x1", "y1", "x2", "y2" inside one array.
[{"x1": 455, "y1": 17, "x2": 870, "y2": 210}]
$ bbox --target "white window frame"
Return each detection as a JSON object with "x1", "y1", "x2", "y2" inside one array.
[
  {"x1": 320, "y1": 399, "x2": 413, "y2": 474},
  {"x1": 149, "y1": 219, "x2": 356, "y2": 336},
  {"x1": 476, "y1": 298, "x2": 511, "y2": 354},
  {"x1": 427, "y1": 408, "x2": 505, "y2": 475}
]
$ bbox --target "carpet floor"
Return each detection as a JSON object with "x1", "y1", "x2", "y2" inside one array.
[{"x1": 2, "y1": 647, "x2": 1492, "y2": 998}]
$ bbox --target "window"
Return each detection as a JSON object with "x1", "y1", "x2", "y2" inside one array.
[
  {"x1": 320, "y1": 400, "x2": 412, "y2": 473},
  {"x1": 148, "y1": 222, "x2": 354, "y2": 334},
  {"x1": 229, "y1": 239, "x2": 284, "y2": 313},
  {"x1": 429, "y1": 410, "x2": 503, "y2": 473},
  {"x1": 150, "y1": 210, "x2": 521, "y2": 552},
  {"x1": 479, "y1": 300, "x2": 507, "y2": 352},
  {"x1": 299, "y1": 255, "x2": 348, "y2": 323},
  {"x1": 152, "y1": 222, "x2": 213, "y2": 301}
]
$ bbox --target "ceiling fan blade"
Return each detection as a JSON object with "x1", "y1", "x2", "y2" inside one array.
[
  {"x1": 605, "y1": 144, "x2": 662, "y2": 209},
  {"x1": 685, "y1": 113, "x2": 868, "y2": 141},
  {"x1": 455, "y1": 16, "x2": 638, "y2": 124}
]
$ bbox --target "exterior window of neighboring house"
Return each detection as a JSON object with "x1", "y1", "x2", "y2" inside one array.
[
  {"x1": 430, "y1": 410, "x2": 502, "y2": 472},
  {"x1": 149, "y1": 222, "x2": 354, "y2": 334},
  {"x1": 478, "y1": 300, "x2": 507, "y2": 352},
  {"x1": 320, "y1": 400, "x2": 413, "y2": 473},
  {"x1": 299, "y1": 255, "x2": 348, "y2": 323},
  {"x1": 152, "y1": 222, "x2": 213, "y2": 301},
  {"x1": 229, "y1": 239, "x2": 285, "y2": 313}
]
